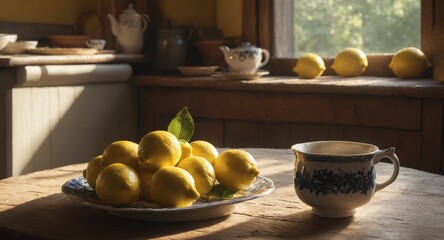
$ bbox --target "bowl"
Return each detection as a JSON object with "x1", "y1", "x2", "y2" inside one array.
[
  {"x1": 0, "y1": 34, "x2": 18, "y2": 51},
  {"x1": 178, "y1": 66, "x2": 219, "y2": 76},
  {"x1": 1, "y1": 41, "x2": 38, "y2": 55},
  {"x1": 47, "y1": 35, "x2": 91, "y2": 48}
]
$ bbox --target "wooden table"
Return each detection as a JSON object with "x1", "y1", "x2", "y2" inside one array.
[{"x1": 1, "y1": 148, "x2": 443, "y2": 239}]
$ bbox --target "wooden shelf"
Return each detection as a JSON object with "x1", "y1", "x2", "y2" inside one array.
[{"x1": 134, "y1": 75, "x2": 444, "y2": 98}]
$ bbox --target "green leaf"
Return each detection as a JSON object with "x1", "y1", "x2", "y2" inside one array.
[
  {"x1": 204, "y1": 184, "x2": 246, "y2": 200},
  {"x1": 167, "y1": 107, "x2": 194, "y2": 142}
]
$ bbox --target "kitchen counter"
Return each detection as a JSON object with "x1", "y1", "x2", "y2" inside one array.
[
  {"x1": 0, "y1": 53, "x2": 145, "y2": 67},
  {"x1": 134, "y1": 74, "x2": 444, "y2": 98},
  {"x1": 0, "y1": 55, "x2": 139, "y2": 178},
  {"x1": 135, "y1": 75, "x2": 444, "y2": 174}
]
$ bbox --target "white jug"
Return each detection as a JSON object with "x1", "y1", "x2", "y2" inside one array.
[{"x1": 107, "y1": 4, "x2": 149, "y2": 53}]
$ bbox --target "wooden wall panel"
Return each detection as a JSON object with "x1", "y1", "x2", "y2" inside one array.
[
  {"x1": 225, "y1": 120, "x2": 293, "y2": 148},
  {"x1": 421, "y1": 0, "x2": 444, "y2": 56},
  {"x1": 242, "y1": 0, "x2": 258, "y2": 44},
  {"x1": 421, "y1": 98, "x2": 443, "y2": 173},
  {"x1": 193, "y1": 118, "x2": 224, "y2": 147},
  {"x1": 139, "y1": 88, "x2": 422, "y2": 130}
]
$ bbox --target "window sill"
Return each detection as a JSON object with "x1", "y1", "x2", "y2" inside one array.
[{"x1": 134, "y1": 74, "x2": 444, "y2": 98}]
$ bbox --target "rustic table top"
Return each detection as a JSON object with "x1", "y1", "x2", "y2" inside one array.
[{"x1": 1, "y1": 148, "x2": 443, "y2": 239}]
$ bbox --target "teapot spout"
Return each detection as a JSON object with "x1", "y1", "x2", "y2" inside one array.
[{"x1": 107, "y1": 14, "x2": 120, "y2": 37}]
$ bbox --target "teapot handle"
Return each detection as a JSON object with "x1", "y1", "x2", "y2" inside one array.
[
  {"x1": 259, "y1": 49, "x2": 270, "y2": 68},
  {"x1": 142, "y1": 14, "x2": 150, "y2": 31}
]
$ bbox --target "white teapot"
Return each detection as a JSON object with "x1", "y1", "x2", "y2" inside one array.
[
  {"x1": 108, "y1": 4, "x2": 149, "y2": 53},
  {"x1": 220, "y1": 42, "x2": 270, "y2": 74}
]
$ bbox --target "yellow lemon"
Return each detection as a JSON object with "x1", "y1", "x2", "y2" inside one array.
[
  {"x1": 138, "y1": 130, "x2": 182, "y2": 171},
  {"x1": 389, "y1": 47, "x2": 431, "y2": 79},
  {"x1": 85, "y1": 155, "x2": 103, "y2": 189},
  {"x1": 189, "y1": 140, "x2": 219, "y2": 165},
  {"x1": 293, "y1": 53, "x2": 326, "y2": 79},
  {"x1": 150, "y1": 166, "x2": 200, "y2": 208},
  {"x1": 101, "y1": 140, "x2": 139, "y2": 170},
  {"x1": 177, "y1": 156, "x2": 216, "y2": 196},
  {"x1": 178, "y1": 141, "x2": 193, "y2": 164},
  {"x1": 213, "y1": 149, "x2": 260, "y2": 190},
  {"x1": 95, "y1": 163, "x2": 141, "y2": 207},
  {"x1": 332, "y1": 48, "x2": 368, "y2": 77},
  {"x1": 137, "y1": 167, "x2": 156, "y2": 201}
]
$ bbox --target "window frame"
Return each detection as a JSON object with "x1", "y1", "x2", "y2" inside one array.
[{"x1": 243, "y1": 0, "x2": 441, "y2": 77}]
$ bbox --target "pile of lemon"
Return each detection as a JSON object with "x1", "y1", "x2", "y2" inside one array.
[
  {"x1": 84, "y1": 130, "x2": 259, "y2": 208},
  {"x1": 293, "y1": 47, "x2": 431, "y2": 79}
]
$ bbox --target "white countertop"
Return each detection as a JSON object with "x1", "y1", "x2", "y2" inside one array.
[{"x1": 0, "y1": 53, "x2": 145, "y2": 67}]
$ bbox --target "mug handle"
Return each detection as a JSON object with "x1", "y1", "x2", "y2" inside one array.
[
  {"x1": 374, "y1": 147, "x2": 400, "y2": 192},
  {"x1": 259, "y1": 49, "x2": 270, "y2": 68}
]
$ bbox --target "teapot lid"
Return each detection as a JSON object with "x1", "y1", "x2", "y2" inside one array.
[
  {"x1": 234, "y1": 42, "x2": 259, "y2": 51},
  {"x1": 121, "y1": 4, "x2": 139, "y2": 16}
]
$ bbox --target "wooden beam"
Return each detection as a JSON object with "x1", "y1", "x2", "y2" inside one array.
[{"x1": 242, "y1": 0, "x2": 258, "y2": 45}]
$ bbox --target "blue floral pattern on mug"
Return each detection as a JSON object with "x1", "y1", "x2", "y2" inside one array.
[{"x1": 294, "y1": 166, "x2": 376, "y2": 196}]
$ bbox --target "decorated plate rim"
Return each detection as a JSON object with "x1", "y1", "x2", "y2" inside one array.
[{"x1": 62, "y1": 175, "x2": 274, "y2": 213}]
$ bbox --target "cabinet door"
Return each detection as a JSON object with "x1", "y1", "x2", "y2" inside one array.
[{"x1": 7, "y1": 83, "x2": 137, "y2": 176}]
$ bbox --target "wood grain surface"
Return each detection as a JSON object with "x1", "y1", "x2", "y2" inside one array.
[
  {"x1": 1, "y1": 148, "x2": 443, "y2": 239},
  {"x1": 135, "y1": 75, "x2": 444, "y2": 175}
]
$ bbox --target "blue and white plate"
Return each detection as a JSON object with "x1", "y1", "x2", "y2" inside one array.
[{"x1": 62, "y1": 176, "x2": 274, "y2": 222}]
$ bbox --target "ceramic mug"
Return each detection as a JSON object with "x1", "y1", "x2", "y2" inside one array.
[
  {"x1": 85, "y1": 39, "x2": 106, "y2": 50},
  {"x1": 292, "y1": 140, "x2": 400, "y2": 218}
]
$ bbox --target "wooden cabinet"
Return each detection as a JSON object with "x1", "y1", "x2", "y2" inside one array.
[
  {"x1": 0, "y1": 62, "x2": 139, "y2": 179},
  {"x1": 136, "y1": 75, "x2": 444, "y2": 175}
]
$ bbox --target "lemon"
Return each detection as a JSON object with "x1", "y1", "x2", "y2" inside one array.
[
  {"x1": 293, "y1": 53, "x2": 326, "y2": 79},
  {"x1": 177, "y1": 156, "x2": 216, "y2": 196},
  {"x1": 95, "y1": 163, "x2": 141, "y2": 207},
  {"x1": 389, "y1": 47, "x2": 431, "y2": 79},
  {"x1": 189, "y1": 140, "x2": 219, "y2": 164},
  {"x1": 150, "y1": 166, "x2": 200, "y2": 208},
  {"x1": 85, "y1": 155, "x2": 103, "y2": 189},
  {"x1": 137, "y1": 167, "x2": 156, "y2": 201},
  {"x1": 101, "y1": 140, "x2": 139, "y2": 170},
  {"x1": 213, "y1": 149, "x2": 260, "y2": 190},
  {"x1": 332, "y1": 48, "x2": 368, "y2": 77},
  {"x1": 178, "y1": 141, "x2": 193, "y2": 164},
  {"x1": 138, "y1": 130, "x2": 182, "y2": 171}
]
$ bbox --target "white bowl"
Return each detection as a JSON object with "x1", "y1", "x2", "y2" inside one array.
[
  {"x1": 1, "y1": 41, "x2": 38, "y2": 55},
  {"x1": 0, "y1": 34, "x2": 18, "y2": 51}
]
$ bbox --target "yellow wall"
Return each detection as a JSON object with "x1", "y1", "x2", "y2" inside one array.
[
  {"x1": 159, "y1": 0, "x2": 216, "y2": 28},
  {"x1": 0, "y1": 0, "x2": 241, "y2": 37},
  {"x1": 0, "y1": 0, "x2": 98, "y2": 25},
  {"x1": 216, "y1": 0, "x2": 242, "y2": 37},
  {"x1": 159, "y1": 0, "x2": 241, "y2": 37}
]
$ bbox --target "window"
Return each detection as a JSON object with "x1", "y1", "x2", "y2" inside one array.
[
  {"x1": 277, "y1": 0, "x2": 420, "y2": 57},
  {"x1": 243, "y1": 0, "x2": 441, "y2": 76}
]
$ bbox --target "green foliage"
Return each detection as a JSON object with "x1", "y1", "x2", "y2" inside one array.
[
  {"x1": 293, "y1": 0, "x2": 420, "y2": 57},
  {"x1": 167, "y1": 107, "x2": 194, "y2": 142}
]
